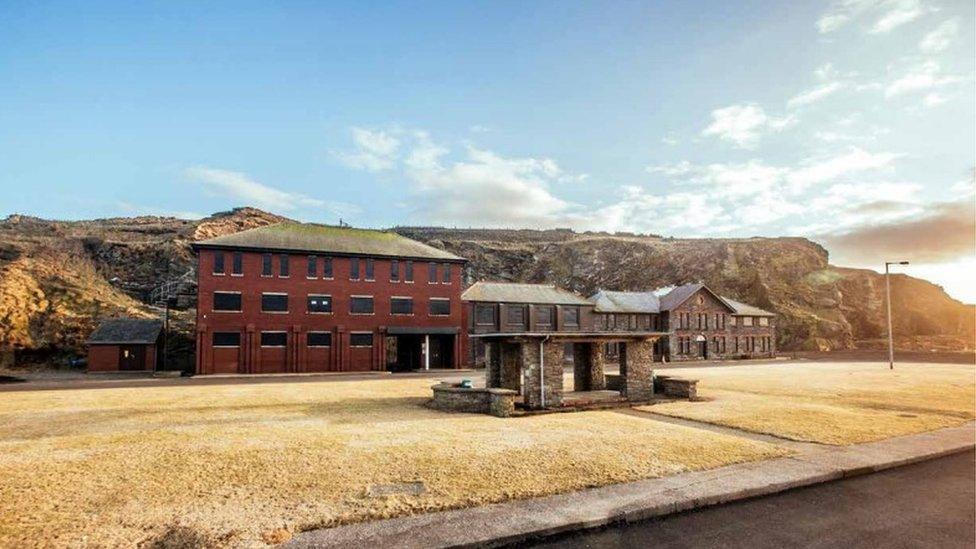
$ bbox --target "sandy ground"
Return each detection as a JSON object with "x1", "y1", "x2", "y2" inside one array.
[
  {"x1": 0, "y1": 377, "x2": 784, "y2": 547},
  {"x1": 644, "y1": 361, "x2": 976, "y2": 445}
]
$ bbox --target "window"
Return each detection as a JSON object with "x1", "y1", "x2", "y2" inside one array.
[
  {"x1": 442, "y1": 263, "x2": 451, "y2": 283},
  {"x1": 350, "y1": 296, "x2": 374, "y2": 314},
  {"x1": 391, "y1": 297, "x2": 413, "y2": 315},
  {"x1": 279, "y1": 254, "x2": 289, "y2": 277},
  {"x1": 261, "y1": 293, "x2": 288, "y2": 313},
  {"x1": 232, "y1": 252, "x2": 243, "y2": 275},
  {"x1": 475, "y1": 304, "x2": 496, "y2": 325},
  {"x1": 262, "y1": 253, "x2": 273, "y2": 276},
  {"x1": 563, "y1": 306, "x2": 579, "y2": 326},
  {"x1": 260, "y1": 332, "x2": 287, "y2": 347},
  {"x1": 429, "y1": 298, "x2": 451, "y2": 316},
  {"x1": 507, "y1": 305, "x2": 526, "y2": 325},
  {"x1": 350, "y1": 332, "x2": 373, "y2": 347},
  {"x1": 703, "y1": 314, "x2": 709, "y2": 330},
  {"x1": 759, "y1": 317, "x2": 769, "y2": 326},
  {"x1": 213, "y1": 332, "x2": 240, "y2": 347},
  {"x1": 213, "y1": 251, "x2": 225, "y2": 274},
  {"x1": 428, "y1": 262, "x2": 437, "y2": 283},
  {"x1": 213, "y1": 292, "x2": 242, "y2": 312},
  {"x1": 390, "y1": 260, "x2": 399, "y2": 282},
  {"x1": 307, "y1": 332, "x2": 332, "y2": 347},
  {"x1": 743, "y1": 316, "x2": 754, "y2": 326},
  {"x1": 323, "y1": 256, "x2": 333, "y2": 278},
  {"x1": 307, "y1": 255, "x2": 317, "y2": 278},
  {"x1": 365, "y1": 258, "x2": 374, "y2": 281},
  {"x1": 729, "y1": 315, "x2": 737, "y2": 326},
  {"x1": 535, "y1": 306, "x2": 554, "y2": 325},
  {"x1": 405, "y1": 260, "x2": 414, "y2": 282},
  {"x1": 307, "y1": 294, "x2": 332, "y2": 313},
  {"x1": 350, "y1": 257, "x2": 360, "y2": 280}
]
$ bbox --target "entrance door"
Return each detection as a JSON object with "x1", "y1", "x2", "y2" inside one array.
[
  {"x1": 118, "y1": 345, "x2": 145, "y2": 371},
  {"x1": 697, "y1": 340, "x2": 708, "y2": 359},
  {"x1": 429, "y1": 335, "x2": 454, "y2": 369}
]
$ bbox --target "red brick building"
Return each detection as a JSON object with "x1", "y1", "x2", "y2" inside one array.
[
  {"x1": 191, "y1": 223, "x2": 466, "y2": 374},
  {"x1": 87, "y1": 318, "x2": 163, "y2": 372}
]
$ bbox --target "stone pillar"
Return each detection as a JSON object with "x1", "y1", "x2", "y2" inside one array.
[
  {"x1": 522, "y1": 340, "x2": 564, "y2": 409},
  {"x1": 588, "y1": 342, "x2": 606, "y2": 390},
  {"x1": 620, "y1": 340, "x2": 654, "y2": 401},
  {"x1": 500, "y1": 342, "x2": 522, "y2": 392},
  {"x1": 572, "y1": 342, "x2": 606, "y2": 391},
  {"x1": 484, "y1": 340, "x2": 501, "y2": 388}
]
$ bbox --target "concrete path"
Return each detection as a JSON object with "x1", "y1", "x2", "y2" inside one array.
[{"x1": 288, "y1": 422, "x2": 975, "y2": 548}]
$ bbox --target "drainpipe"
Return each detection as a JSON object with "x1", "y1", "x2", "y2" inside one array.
[
  {"x1": 539, "y1": 336, "x2": 550, "y2": 408},
  {"x1": 424, "y1": 334, "x2": 430, "y2": 370}
]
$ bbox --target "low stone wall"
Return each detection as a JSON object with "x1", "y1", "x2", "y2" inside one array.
[
  {"x1": 654, "y1": 375, "x2": 699, "y2": 399},
  {"x1": 430, "y1": 383, "x2": 518, "y2": 417},
  {"x1": 605, "y1": 374, "x2": 622, "y2": 392}
]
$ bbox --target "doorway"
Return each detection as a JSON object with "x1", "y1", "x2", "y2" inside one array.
[
  {"x1": 697, "y1": 340, "x2": 708, "y2": 359},
  {"x1": 118, "y1": 345, "x2": 145, "y2": 371}
]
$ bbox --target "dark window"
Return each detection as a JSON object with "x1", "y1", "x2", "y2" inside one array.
[
  {"x1": 405, "y1": 260, "x2": 414, "y2": 282},
  {"x1": 261, "y1": 293, "x2": 288, "y2": 312},
  {"x1": 429, "y1": 298, "x2": 450, "y2": 316},
  {"x1": 350, "y1": 257, "x2": 360, "y2": 280},
  {"x1": 279, "y1": 254, "x2": 289, "y2": 277},
  {"x1": 350, "y1": 296, "x2": 374, "y2": 314},
  {"x1": 307, "y1": 332, "x2": 332, "y2": 347},
  {"x1": 323, "y1": 256, "x2": 333, "y2": 278},
  {"x1": 475, "y1": 304, "x2": 496, "y2": 325},
  {"x1": 262, "y1": 253, "x2": 273, "y2": 276},
  {"x1": 232, "y1": 252, "x2": 243, "y2": 275},
  {"x1": 535, "y1": 306, "x2": 554, "y2": 325},
  {"x1": 442, "y1": 263, "x2": 451, "y2": 283},
  {"x1": 212, "y1": 332, "x2": 240, "y2": 347},
  {"x1": 507, "y1": 305, "x2": 526, "y2": 325},
  {"x1": 390, "y1": 260, "x2": 399, "y2": 281},
  {"x1": 391, "y1": 297, "x2": 413, "y2": 315},
  {"x1": 350, "y1": 333, "x2": 373, "y2": 347},
  {"x1": 563, "y1": 307, "x2": 579, "y2": 326},
  {"x1": 213, "y1": 292, "x2": 242, "y2": 312},
  {"x1": 307, "y1": 294, "x2": 332, "y2": 313},
  {"x1": 260, "y1": 332, "x2": 287, "y2": 347},
  {"x1": 428, "y1": 262, "x2": 437, "y2": 283},
  {"x1": 365, "y1": 258, "x2": 375, "y2": 280},
  {"x1": 213, "y1": 252, "x2": 225, "y2": 274},
  {"x1": 307, "y1": 255, "x2": 317, "y2": 278}
]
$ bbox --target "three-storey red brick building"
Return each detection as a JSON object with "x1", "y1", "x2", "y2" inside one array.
[{"x1": 191, "y1": 222, "x2": 466, "y2": 374}]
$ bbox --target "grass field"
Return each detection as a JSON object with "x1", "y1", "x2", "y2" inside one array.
[
  {"x1": 645, "y1": 361, "x2": 976, "y2": 445},
  {"x1": 0, "y1": 378, "x2": 784, "y2": 547}
]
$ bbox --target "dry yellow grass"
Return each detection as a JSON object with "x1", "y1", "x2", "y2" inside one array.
[
  {"x1": 0, "y1": 378, "x2": 785, "y2": 547},
  {"x1": 645, "y1": 361, "x2": 976, "y2": 445}
]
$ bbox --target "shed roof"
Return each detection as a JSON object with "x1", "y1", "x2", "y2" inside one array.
[
  {"x1": 462, "y1": 282, "x2": 592, "y2": 305},
  {"x1": 87, "y1": 319, "x2": 163, "y2": 345},
  {"x1": 191, "y1": 222, "x2": 465, "y2": 261},
  {"x1": 589, "y1": 290, "x2": 661, "y2": 313}
]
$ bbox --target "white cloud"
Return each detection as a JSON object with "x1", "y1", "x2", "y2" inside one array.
[
  {"x1": 922, "y1": 92, "x2": 948, "y2": 107},
  {"x1": 661, "y1": 133, "x2": 679, "y2": 146},
  {"x1": 701, "y1": 103, "x2": 796, "y2": 149},
  {"x1": 817, "y1": 0, "x2": 933, "y2": 34},
  {"x1": 787, "y1": 147, "x2": 900, "y2": 191},
  {"x1": 885, "y1": 60, "x2": 961, "y2": 98},
  {"x1": 332, "y1": 127, "x2": 400, "y2": 172},
  {"x1": 787, "y1": 81, "x2": 845, "y2": 109},
  {"x1": 817, "y1": 0, "x2": 878, "y2": 33},
  {"x1": 185, "y1": 167, "x2": 358, "y2": 217},
  {"x1": 919, "y1": 19, "x2": 959, "y2": 53},
  {"x1": 469, "y1": 125, "x2": 492, "y2": 133},
  {"x1": 870, "y1": 0, "x2": 930, "y2": 33}
]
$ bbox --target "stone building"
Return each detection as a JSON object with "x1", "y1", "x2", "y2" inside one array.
[{"x1": 590, "y1": 283, "x2": 776, "y2": 362}]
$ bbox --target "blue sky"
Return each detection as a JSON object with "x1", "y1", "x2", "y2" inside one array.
[{"x1": 2, "y1": 1, "x2": 974, "y2": 299}]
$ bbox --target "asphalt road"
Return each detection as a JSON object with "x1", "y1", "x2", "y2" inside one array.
[{"x1": 520, "y1": 450, "x2": 976, "y2": 549}]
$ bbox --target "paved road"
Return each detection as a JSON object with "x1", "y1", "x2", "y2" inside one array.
[{"x1": 520, "y1": 450, "x2": 976, "y2": 549}]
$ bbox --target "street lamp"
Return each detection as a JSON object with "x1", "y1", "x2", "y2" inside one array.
[{"x1": 885, "y1": 261, "x2": 909, "y2": 370}]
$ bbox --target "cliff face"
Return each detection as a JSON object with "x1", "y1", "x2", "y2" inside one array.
[
  {"x1": 0, "y1": 209, "x2": 971, "y2": 366},
  {"x1": 396, "y1": 227, "x2": 974, "y2": 352}
]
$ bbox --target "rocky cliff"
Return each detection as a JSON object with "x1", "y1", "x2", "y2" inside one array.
[{"x1": 0, "y1": 209, "x2": 971, "y2": 366}]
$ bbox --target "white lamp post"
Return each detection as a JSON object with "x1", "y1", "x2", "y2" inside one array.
[{"x1": 885, "y1": 261, "x2": 909, "y2": 370}]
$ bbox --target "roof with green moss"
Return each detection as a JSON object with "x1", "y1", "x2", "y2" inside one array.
[{"x1": 192, "y1": 222, "x2": 465, "y2": 261}]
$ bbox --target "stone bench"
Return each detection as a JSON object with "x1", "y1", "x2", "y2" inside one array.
[
  {"x1": 654, "y1": 375, "x2": 699, "y2": 399},
  {"x1": 430, "y1": 383, "x2": 518, "y2": 417}
]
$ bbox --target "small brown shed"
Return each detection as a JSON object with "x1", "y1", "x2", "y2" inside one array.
[{"x1": 87, "y1": 319, "x2": 164, "y2": 373}]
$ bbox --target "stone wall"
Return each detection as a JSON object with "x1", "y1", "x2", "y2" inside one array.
[
  {"x1": 620, "y1": 340, "x2": 655, "y2": 401},
  {"x1": 655, "y1": 375, "x2": 699, "y2": 399},
  {"x1": 500, "y1": 341, "x2": 522, "y2": 392},
  {"x1": 484, "y1": 340, "x2": 501, "y2": 388},
  {"x1": 572, "y1": 342, "x2": 606, "y2": 391},
  {"x1": 430, "y1": 383, "x2": 517, "y2": 417},
  {"x1": 522, "y1": 340, "x2": 564, "y2": 409}
]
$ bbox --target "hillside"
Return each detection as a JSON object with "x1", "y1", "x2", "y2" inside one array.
[{"x1": 0, "y1": 209, "x2": 972, "y2": 367}]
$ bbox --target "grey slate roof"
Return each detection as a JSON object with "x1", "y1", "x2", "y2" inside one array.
[
  {"x1": 657, "y1": 283, "x2": 709, "y2": 311},
  {"x1": 192, "y1": 222, "x2": 465, "y2": 261},
  {"x1": 589, "y1": 290, "x2": 661, "y2": 313},
  {"x1": 721, "y1": 297, "x2": 776, "y2": 317},
  {"x1": 462, "y1": 282, "x2": 592, "y2": 305},
  {"x1": 87, "y1": 319, "x2": 163, "y2": 345}
]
